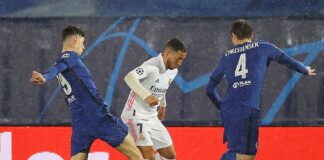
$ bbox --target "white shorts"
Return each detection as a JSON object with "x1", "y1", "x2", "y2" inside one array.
[{"x1": 121, "y1": 116, "x2": 173, "y2": 149}]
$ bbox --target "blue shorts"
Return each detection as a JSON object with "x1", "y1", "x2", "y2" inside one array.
[
  {"x1": 71, "y1": 113, "x2": 128, "y2": 157},
  {"x1": 221, "y1": 106, "x2": 259, "y2": 155}
]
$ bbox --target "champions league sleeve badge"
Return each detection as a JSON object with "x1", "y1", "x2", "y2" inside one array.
[
  {"x1": 136, "y1": 68, "x2": 144, "y2": 75},
  {"x1": 61, "y1": 53, "x2": 70, "y2": 58}
]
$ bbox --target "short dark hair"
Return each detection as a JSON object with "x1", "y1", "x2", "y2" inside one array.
[
  {"x1": 62, "y1": 26, "x2": 85, "y2": 41},
  {"x1": 165, "y1": 37, "x2": 187, "y2": 53},
  {"x1": 231, "y1": 20, "x2": 253, "y2": 40}
]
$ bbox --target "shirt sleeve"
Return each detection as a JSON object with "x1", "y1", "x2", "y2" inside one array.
[
  {"x1": 43, "y1": 52, "x2": 79, "y2": 82},
  {"x1": 265, "y1": 42, "x2": 308, "y2": 75},
  {"x1": 124, "y1": 64, "x2": 159, "y2": 100},
  {"x1": 206, "y1": 56, "x2": 225, "y2": 109},
  {"x1": 58, "y1": 52, "x2": 79, "y2": 69},
  {"x1": 128, "y1": 64, "x2": 158, "y2": 80},
  {"x1": 43, "y1": 62, "x2": 68, "y2": 82}
]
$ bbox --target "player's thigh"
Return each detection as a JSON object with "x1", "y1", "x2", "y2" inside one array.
[
  {"x1": 115, "y1": 134, "x2": 143, "y2": 160},
  {"x1": 237, "y1": 153, "x2": 255, "y2": 160},
  {"x1": 137, "y1": 145, "x2": 156, "y2": 160},
  {"x1": 97, "y1": 114, "x2": 129, "y2": 147},
  {"x1": 125, "y1": 118, "x2": 155, "y2": 147},
  {"x1": 222, "y1": 107, "x2": 259, "y2": 155},
  {"x1": 157, "y1": 145, "x2": 176, "y2": 159},
  {"x1": 150, "y1": 119, "x2": 173, "y2": 150},
  {"x1": 71, "y1": 152, "x2": 87, "y2": 160},
  {"x1": 125, "y1": 118, "x2": 157, "y2": 159},
  {"x1": 71, "y1": 129, "x2": 94, "y2": 158}
]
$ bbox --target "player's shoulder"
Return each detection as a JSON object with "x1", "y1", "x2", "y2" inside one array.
[
  {"x1": 140, "y1": 62, "x2": 159, "y2": 74},
  {"x1": 257, "y1": 40, "x2": 276, "y2": 48},
  {"x1": 60, "y1": 51, "x2": 79, "y2": 60},
  {"x1": 259, "y1": 41, "x2": 283, "y2": 54},
  {"x1": 142, "y1": 57, "x2": 160, "y2": 71},
  {"x1": 143, "y1": 56, "x2": 159, "y2": 65}
]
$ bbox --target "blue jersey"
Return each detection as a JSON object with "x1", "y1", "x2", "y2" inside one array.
[
  {"x1": 43, "y1": 51, "x2": 129, "y2": 156},
  {"x1": 43, "y1": 51, "x2": 106, "y2": 122},
  {"x1": 206, "y1": 41, "x2": 308, "y2": 110}
]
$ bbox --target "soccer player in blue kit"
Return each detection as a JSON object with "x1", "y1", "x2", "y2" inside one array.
[
  {"x1": 206, "y1": 20, "x2": 316, "y2": 160},
  {"x1": 31, "y1": 26, "x2": 143, "y2": 160}
]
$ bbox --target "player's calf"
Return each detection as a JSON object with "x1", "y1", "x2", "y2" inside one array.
[
  {"x1": 116, "y1": 134, "x2": 143, "y2": 160},
  {"x1": 138, "y1": 146, "x2": 156, "y2": 160},
  {"x1": 157, "y1": 145, "x2": 176, "y2": 159}
]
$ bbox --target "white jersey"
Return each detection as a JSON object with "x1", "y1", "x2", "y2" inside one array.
[{"x1": 121, "y1": 54, "x2": 178, "y2": 119}]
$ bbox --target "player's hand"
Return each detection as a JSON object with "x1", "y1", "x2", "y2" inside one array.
[
  {"x1": 144, "y1": 95, "x2": 159, "y2": 107},
  {"x1": 31, "y1": 71, "x2": 46, "y2": 85},
  {"x1": 158, "y1": 106, "x2": 166, "y2": 121},
  {"x1": 306, "y1": 66, "x2": 316, "y2": 76}
]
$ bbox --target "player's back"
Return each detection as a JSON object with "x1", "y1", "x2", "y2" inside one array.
[
  {"x1": 210, "y1": 40, "x2": 308, "y2": 110},
  {"x1": 219, "y1": 41, "x2": 272, "y2": 110},
  {"x1": 54, "y1": 51, "x2": 106, "y2": 122}
]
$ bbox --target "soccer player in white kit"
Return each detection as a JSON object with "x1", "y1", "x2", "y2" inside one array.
[{"x1": 121, "y1": 38, "x2": 187, "y2": 160}]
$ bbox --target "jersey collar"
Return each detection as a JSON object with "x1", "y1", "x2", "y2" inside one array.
[{"x1": 157, "y1": 53, "x2": 167, "y2": 73}]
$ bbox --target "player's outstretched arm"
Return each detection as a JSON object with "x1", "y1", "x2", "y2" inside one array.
[
  {"x1": 276, "y1": 53, "x2": 312, "y2": 75},
  {"x1": 124, "y1": 65, "x2": 159, "y2": 107},
  {"x1": 31, "y1": 61, "x2": 68, "y2": 85},
  {"x1": 278, "y1": 55, "x2": 316, "y2": 76},
  {"x1": 124, "y1": 72, "x2": 159, "y2": 107},
  {"x1": 266, "y1": 42, "x2": 316, "y2": 76}
]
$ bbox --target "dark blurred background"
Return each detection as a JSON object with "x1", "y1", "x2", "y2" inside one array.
[{"x1": 0, "y1": 0, "x2": 323, "y2": 126}]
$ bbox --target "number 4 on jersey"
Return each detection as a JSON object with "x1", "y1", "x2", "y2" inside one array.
[{"x1": 235, "y1": 53, "x2": 248, "y2": 79}]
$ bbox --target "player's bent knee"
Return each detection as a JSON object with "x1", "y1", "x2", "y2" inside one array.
[
  {"x1": 168, "y1": 149, "x2": 176, "y2": 159},
  {"x1": 162, "y1": 152, "x2": 176, "y2": 159},
  {"x1": 160, "y1": 156, "x2": 176, "y2": 160},
  {"x1": 157, "y1": 146, "x2": 176, "y2": 159}
]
